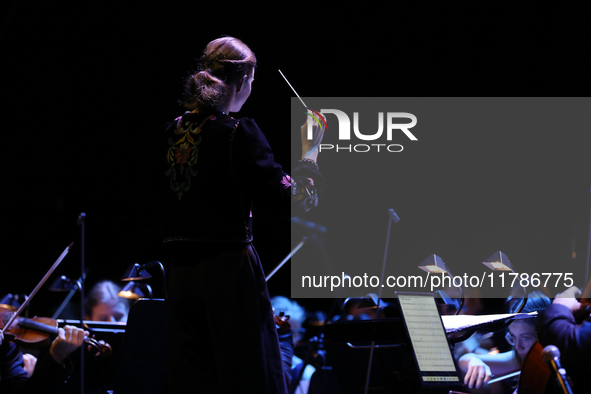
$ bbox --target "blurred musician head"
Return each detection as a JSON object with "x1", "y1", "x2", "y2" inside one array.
[{"x1": 85, "y1": 280, "x2": 129, "y2": 323}]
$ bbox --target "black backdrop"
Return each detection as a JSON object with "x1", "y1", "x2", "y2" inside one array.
[{"x1": 2, "y1": 2, "x2": 590, "y2": 317}]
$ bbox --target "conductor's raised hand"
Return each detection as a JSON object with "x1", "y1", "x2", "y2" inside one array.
[
  {"x1": 300, "y1": 111, "x2": 325, "y2": 163},
  {"x1": 49, "y1": 325, "x2": 88, "y2": 365}
]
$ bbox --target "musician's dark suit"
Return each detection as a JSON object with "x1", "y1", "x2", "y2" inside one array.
[
  {"x1": 0, "y1": 341, "x2": 70, "y2": 394},
  {"x1": 537, "y1": 303, "x2": 591, "y2": 391}
]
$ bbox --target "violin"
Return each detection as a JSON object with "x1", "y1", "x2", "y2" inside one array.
[
  {"x1": 0, "y1": 307, "x2": 112, "y2": 357},
  {"x1": 274, "y1": 312, "x2": 291, "y2": 331}
]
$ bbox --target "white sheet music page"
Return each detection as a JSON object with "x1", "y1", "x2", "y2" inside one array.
[
  {"x1": 441, "y1": 312, "x2": 537, "y2": 333},
  {"x1": 398, "y1": 295, "x2": 456, "y2": 372}
]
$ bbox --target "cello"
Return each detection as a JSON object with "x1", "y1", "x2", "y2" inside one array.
[{"x1": 516, "y1": 342, "x2": 551, "y2": 394}]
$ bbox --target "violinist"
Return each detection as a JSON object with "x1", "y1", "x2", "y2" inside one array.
[
  {"x1": 52, "y1": 280, "x2": 128, "y2": 394},
  {"x1": 144, "y1": 36, "x2": 325, "y2": 393},
  {"x1": 271, "y1": 296, "x2": 315, "y2": 394},
  {"x1": 537, "y1": 285, "x2": 591, "y2": 391},
  {"x1": 0, "y1": 324, "x2": 87, "y2": 394}
]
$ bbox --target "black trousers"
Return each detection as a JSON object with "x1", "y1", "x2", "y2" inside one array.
[{"x1": 165, "y1": 242, "x2": 287, "y2": 394}]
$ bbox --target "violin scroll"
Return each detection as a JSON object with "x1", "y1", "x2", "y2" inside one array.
[
  {"x1": 85, "y1": 335, "x2": 112, "y2": 357},
  {"x1": 274, "y1": 312, "x2": 291, "y2": 331}
]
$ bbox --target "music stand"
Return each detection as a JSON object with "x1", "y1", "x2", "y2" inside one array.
[
  {"x1": 396, "y1": 292, "x2": 463, "y2": 393},
  {"x1": 113, "y1": 299, "x2": 168, "y2": 394}
]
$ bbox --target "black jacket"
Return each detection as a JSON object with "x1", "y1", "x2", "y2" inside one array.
[{"x1": 149, "y1": 110, "x2": 324, "y2": 243}]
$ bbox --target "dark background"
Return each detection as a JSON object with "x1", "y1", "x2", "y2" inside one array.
[
  {"x1": 2, "y1": 2, "x2": 590, "y2": 318},
  {"x1": 290, "y1": 97, "x2": 591, "y2": 301}
]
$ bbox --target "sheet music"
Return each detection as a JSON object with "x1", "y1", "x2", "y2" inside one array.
[
  {"x1": 398, "y1": 295, "x2": 456, "y2": 372},
  {"x1": 441, "y1": 312, "x2": 537, "y2": 333}
]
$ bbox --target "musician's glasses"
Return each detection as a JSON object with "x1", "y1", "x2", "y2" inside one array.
[{"x1": 505, "y1": 331, "x2": 535, "y2": 348}]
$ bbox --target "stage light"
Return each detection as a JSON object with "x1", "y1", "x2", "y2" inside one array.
[
  {"x1": 120, "y1": 261, "x2": 167, "y2": 299},
  {"x1": 118, "y1": 281, "x2": 153, "y2": 300},
  {"x1": 482, "y1": 251, "x2": 514, "y2": 271},
  {"x1": 418, "y1": 254, "x2": 451, "y2": 275},
  {"x1": 418, "y1": 254, "x2": 464, "y2": 315},
  {"x1": 48, "y1": 276, "x2": 80, "y2": 292},
  {"x1": 481, "y1": 251, "x2": 527, "y2": 313}
]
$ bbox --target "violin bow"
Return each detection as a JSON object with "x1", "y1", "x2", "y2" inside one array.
[
  {"x1": 0, "y1": 243, "x2": 73, "y2": 335},
  {"x1": 266, "y1": 237, "x2": 307, "y2": 282}
]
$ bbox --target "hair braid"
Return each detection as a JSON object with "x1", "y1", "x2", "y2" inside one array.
[{"x1": 183, "y1": 37, "x2": 256, "y2": 111}]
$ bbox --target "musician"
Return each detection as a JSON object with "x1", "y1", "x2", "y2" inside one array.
[
  {"x1": 144, "y1": 36, "x2": 325, "y2": 393},
  {"x1": 537, "y1": 285, "x2": 591, "y2": 390},
  {"x1": 54, "y1": 280, "x2": 128, "y2": 394},
  {"x1": 84, "y1": 281, "x2": 129, "y2": 323},
  {"x1": 459, "y1": 294, "x2": 551, "y2": 391},
  {"x1": 271, "y1": 296, "x2": 315, "y2": 394},
  {"x1": 0, "y1": 325, "x2": 87, "y2": 394}
]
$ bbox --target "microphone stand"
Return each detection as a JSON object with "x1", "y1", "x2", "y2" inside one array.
[
  {"x1": 77, "y1": 213, "x2": 86, "y2": 394},
  {"x1": 542, "y1": 345, "x2": 573, "y2": 394},
  {"x1": 364, "y1": 209, "x2": 400, "y2": 394},
  {"x1": 542, "y1": 345, "x2": 574, "y2": 394}
]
